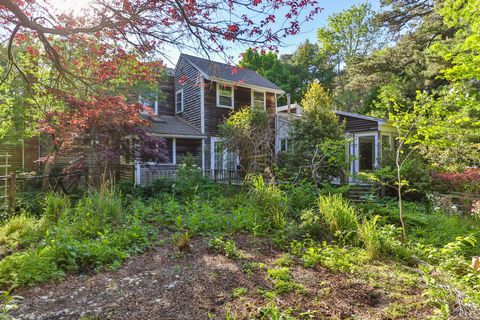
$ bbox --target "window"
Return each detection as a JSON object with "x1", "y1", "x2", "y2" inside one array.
[
  {"x1": 216, "y1": 83, "x2": 234, "y2": 108},
  {"x1": 139, "y1": 94, "x2": 158, "y2": 115},
  {"x1": 252, "y1": 90, "x2": 266, "y2": 109},
  {"x1": 382, "y1": 135, "x2": 391, "y2": 149},
  {"x1": 280, "y1": 139, "x2": 288, "y2": 152},
  {"x1": 175, "y1": 89, "x2": 183, "y2": 113},
  {"x1": 159, "y1": 138, "x2": 174, "y2": 164}
]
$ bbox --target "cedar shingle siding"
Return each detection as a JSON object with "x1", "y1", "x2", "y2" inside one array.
[{"x1": 175, "y1": 57, "x2": 202, "y2": 131}]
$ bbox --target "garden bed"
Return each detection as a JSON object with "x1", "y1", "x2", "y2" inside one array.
[{"x1": 12, "y1": 233, "x2": 432, "y2": 320}]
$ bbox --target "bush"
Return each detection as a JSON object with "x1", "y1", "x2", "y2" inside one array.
[
  {"x1": 317, "y1": 194, "x2": 358, "y2": 242},
  {"x1": 0, "y1": 248, "x2": 64, "y2": 289},
  {"x1": 0, "y1": 214, "x2": 45, "y2": 256}
]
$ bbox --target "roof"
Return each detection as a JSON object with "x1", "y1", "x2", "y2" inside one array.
[
  {"x1": 334, "y1": 110, "x2": 387, "y2": 125},
  {"x1": 149, "y1": 116, "x2": 206, "y2": 138},
  {"x1": 180, "y1": 54, "x2": 284, "y2": 93}
]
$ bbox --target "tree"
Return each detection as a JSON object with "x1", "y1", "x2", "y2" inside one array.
[
  {"x1": 239, "y1": 49, "x2": 299, "y2": 103},
  {"x1": 0, "y1": 0, "x2": 321, "y2": 91},
  {"x1": 317, "y1": 2, "x2": 390, "y2": 111},
  {"x1": 38, "y1": 94, "x2": 168, "y2": 186},
  {"x1": 317, "y1": 2, "x2": 389, "y2": 71},
  {"x1": 219, "y1": 107, "x2": 274, "y2": 174},
  {"x1": 283, "y1": 81, "x2": 346, "y2": 185}
]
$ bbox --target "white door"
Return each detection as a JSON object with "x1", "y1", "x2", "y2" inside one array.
[{"x1": 349, "y1": 132, "x2": 379, "y2": 183}]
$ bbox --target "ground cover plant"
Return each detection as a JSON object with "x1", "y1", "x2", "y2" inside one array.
[{"x1": 1, "y1": 166, "x2": 480, "y2": 319}]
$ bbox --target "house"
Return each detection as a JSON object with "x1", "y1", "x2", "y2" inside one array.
[
  {"x1": 275, "y1": 106, "x2": 397, "y2": 184},
  {"x1": 134, "y1": 54, "x2": 284, "y2": 185}
]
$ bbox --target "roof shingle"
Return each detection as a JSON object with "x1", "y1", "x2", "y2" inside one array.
[{"x1": 180, "y1": 54, "x2": 283, "y2": 92}]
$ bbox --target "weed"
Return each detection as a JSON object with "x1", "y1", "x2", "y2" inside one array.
[
  {"x1": 173, "y1": 231, "x2": 190, "y2": 252},
  {"x1": 0, "y1": 291, "x2": 22, "y2": 319},
  {"x1": 274, "y1": 253, "x2": 295, "y2": 267},
  {"x1": 267, "y1": 267, "x2": 305, "y2": 295},
  {"x1": 258, "y1": 301, "x2": 296, "y2": 320},
  {"x1": 232, "y1": 287, "x2": 248, "y2": 299},
  {"x1": 44, "y1": 192, "x2": 70, "y2": 224}
]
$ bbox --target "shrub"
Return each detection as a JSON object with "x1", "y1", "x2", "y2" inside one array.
[
  {"x1": 0, "y1": 248, "x2": 64, "y2": 289},
  {"x1": 317, "y1": 194, "x2": 358, "y2": 242},
  {"x1": 281, "y1": 180, "x2": 318, "y2": 218},
  {"x1": 299, "y1": 208, "x2": 327, "y2": 239},
  {"x1": 0, "y1": 214, "x2": 45, "y2": 256}
]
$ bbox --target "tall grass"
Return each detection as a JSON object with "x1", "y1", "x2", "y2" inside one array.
[
  {"x1": 44, "y1": 193, "x2": 70, "y2": 224},
  {"x1": 359, "y1": 215, "x2": 382, "y2": 259},
  {"x1": 317, "y1": 194, "x2": 358, "y2": 239},
  {"x1": 247, "y1": 175, "x2": 287, "y2": 230}
]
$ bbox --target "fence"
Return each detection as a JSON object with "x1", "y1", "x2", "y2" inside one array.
[
  {"x1": 430, "y1": 192, "x2": 480, "y2": 215},
  {"x1": 0, "y1": 171, "x2": 84, "y2": 217}
]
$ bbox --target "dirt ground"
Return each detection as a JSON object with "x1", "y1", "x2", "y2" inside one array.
[{"x1": 11, "y1": 234, "x2": 432, "y2": 320}]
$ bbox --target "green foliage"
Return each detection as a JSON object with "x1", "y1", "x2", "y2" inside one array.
[
  {"x1": 317, "y1": 195, "x2": 358, "y2": 241},
  {"x1": 0, "y1": 291, "x2": 21, "y2": 319},
  {"x1": 231, "y1": 287, "x2": 248, "y2": 299},
  {"x1": 258, "y1": 301, "x2": 296, "y2": 320},
  {"x1": 283, "y1": 82, "x2": 346, "y2": 184},
  {"x1": 317, "y1": 2, "x2": 388, "y2": 68},
  {"x1": 219, "y1": 107, "x2": 273, "y2": 173},
  {"x1": 0, "y1": 248, "x2": 65, "y2": 289},
  {"x1": 267, "y1": 267, "x2": 304, "y2": 295},
  {"x1": 207, "y1": 237, "x2": 238, "y2": 258},
  {"x1": 247, "y1": 175, "x2": 287, "y2": 230},
  {"x1": 0, "y1": 214, "x2": 45, "y2": 256},
  {"x1": 44, "y1": 192, "x2": 70, "y2": 224},
  {"x1": 0, "y1": 185, "x2": 156, "y2": 289}
]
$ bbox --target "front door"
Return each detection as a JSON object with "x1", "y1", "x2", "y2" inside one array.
[{"x1": 350, "y1": 133, "x2": 378, "y2": 183}]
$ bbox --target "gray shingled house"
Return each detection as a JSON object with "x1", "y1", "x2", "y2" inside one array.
[{"x1": 133, "y1": 54, "x2": 284, "y2": 185}]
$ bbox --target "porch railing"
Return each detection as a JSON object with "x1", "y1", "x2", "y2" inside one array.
[{"x1": 143, "y1": 168, "x2": 246, "y2": 186}]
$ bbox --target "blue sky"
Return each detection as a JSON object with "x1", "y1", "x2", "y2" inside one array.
[{"x1": 163, "y1": 0, "x2": 380, "y2": 67}]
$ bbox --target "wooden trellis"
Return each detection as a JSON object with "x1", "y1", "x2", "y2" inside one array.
[{"x1": 0, "y1": 153, "x2": 12, "y2": 212}]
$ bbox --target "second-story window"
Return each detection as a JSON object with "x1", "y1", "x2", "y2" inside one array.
[
  {"x1": 252, "y1": 90, "x2": 266, "y2": 109},
  {"x1": 176, "y1": 89, "x2": 184, "y2": 113},
  {"x1": 216, "y1": 83, "x2": 234, "y2": 109}
]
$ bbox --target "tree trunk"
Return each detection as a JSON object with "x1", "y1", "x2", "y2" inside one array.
[{"x1": 396, "y1": 160, "x2": 406, "y2": 240}]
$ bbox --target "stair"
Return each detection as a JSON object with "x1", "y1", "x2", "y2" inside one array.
[{"x1": 347, "y1": 183, "x2": 375, "y2": 203}]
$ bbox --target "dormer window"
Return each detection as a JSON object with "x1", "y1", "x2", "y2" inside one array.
[
  {"x1": 176, "y1": 89, "x2": 184, "y2": 113},
  {"x1": 252, "y1": 90, "x2": 266, "y2": 109},
  {"x1": 216, "y1": 83, "x2": 234, "y2": 109}
]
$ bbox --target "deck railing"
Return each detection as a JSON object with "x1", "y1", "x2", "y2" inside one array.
[{"x1": 143, "y1": 168, "x2": 246, "y2": 186}]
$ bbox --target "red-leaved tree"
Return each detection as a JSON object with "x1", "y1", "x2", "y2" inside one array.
[{"x1": 39, "y1": 94, "x2": 168, "y2": 186}]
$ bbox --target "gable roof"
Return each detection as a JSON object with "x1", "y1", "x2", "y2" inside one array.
[{"x1": 180, "y1": 54, "x2": 284, "y2": 93}]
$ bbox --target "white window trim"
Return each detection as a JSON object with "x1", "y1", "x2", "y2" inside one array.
[
  {"x1": 145, "y1": 137, "x2": 176, "y2": 165},
  {"x1": 251, "y1": 90, "x2": 266, "y2": 110},
  {"x1": 175, "y1": 89, "x2": 184, "y2": 114},
  {"x1": 216, "y1": 82, "x2": 234, "y2": 109}
]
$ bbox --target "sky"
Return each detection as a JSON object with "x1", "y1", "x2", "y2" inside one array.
[{"x1": 163, "y1": 0, "x2": 380, "y2": 67}]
